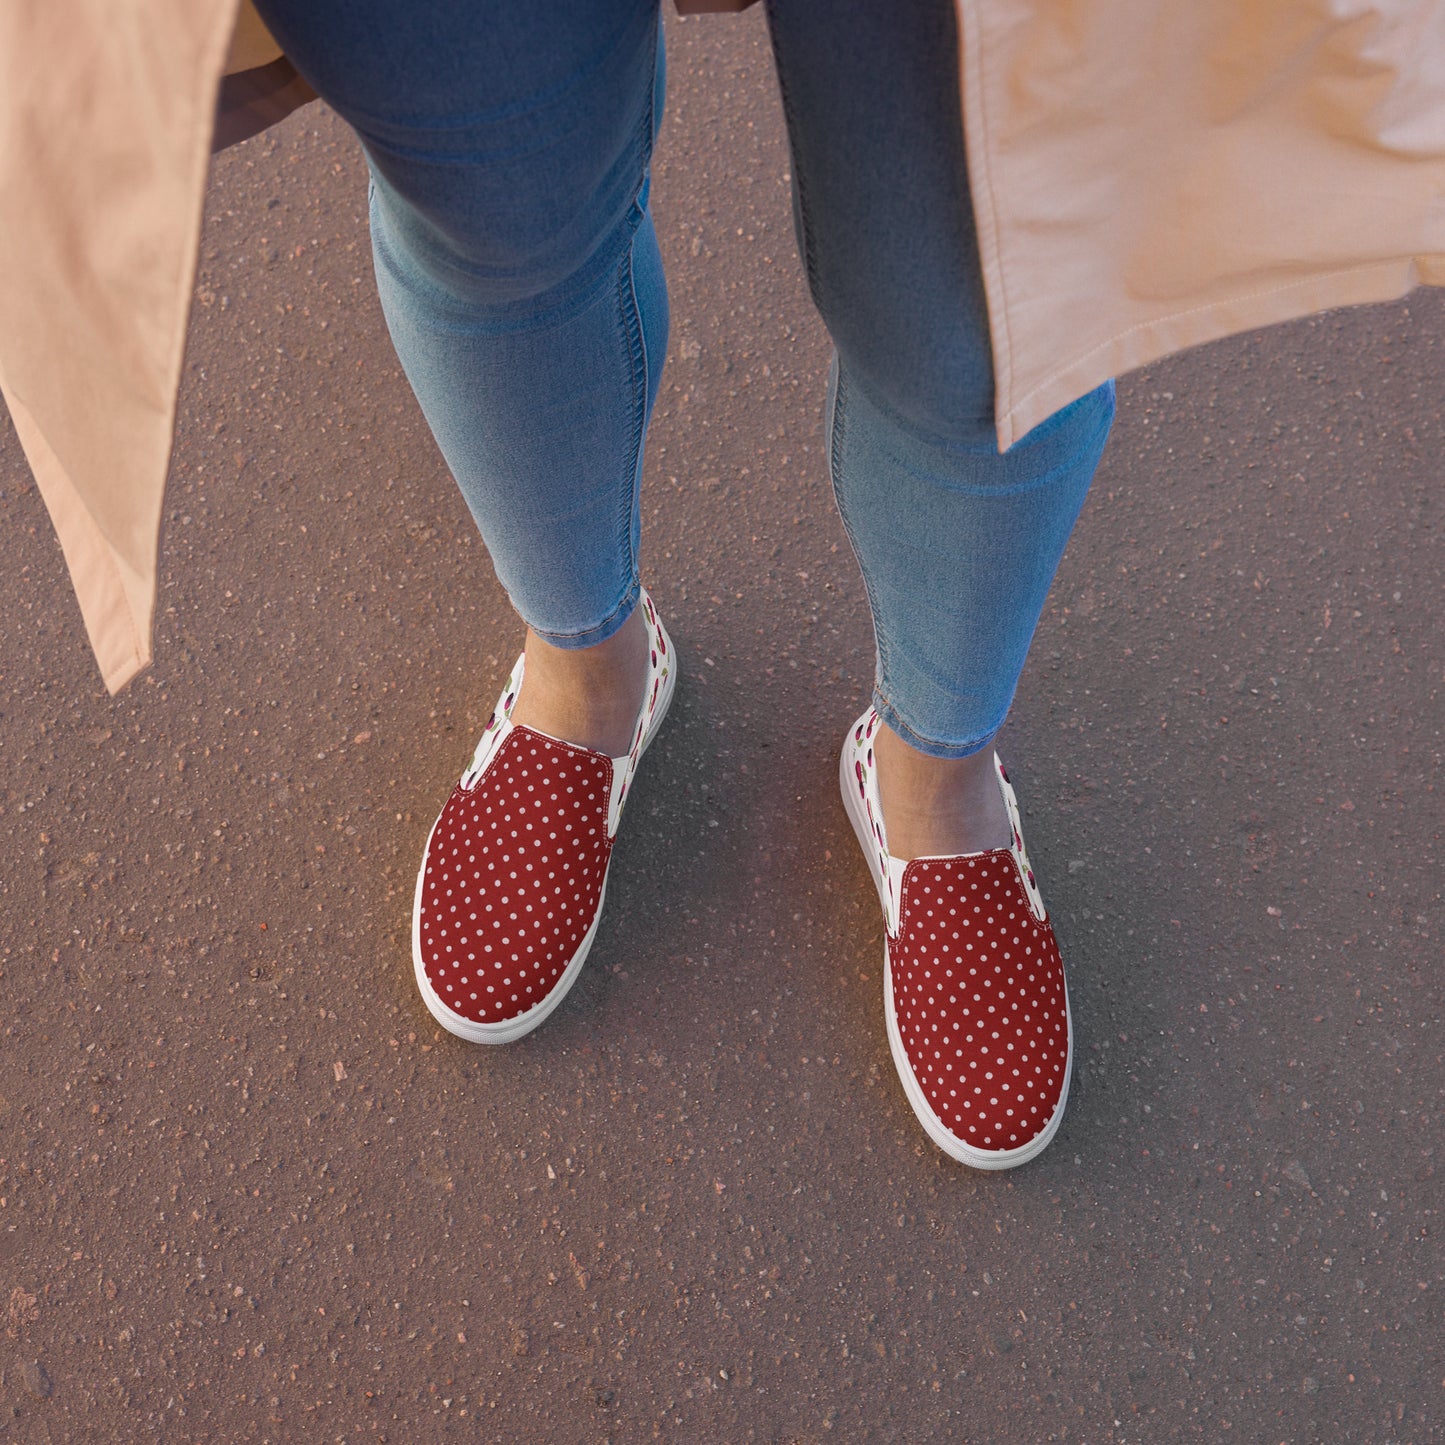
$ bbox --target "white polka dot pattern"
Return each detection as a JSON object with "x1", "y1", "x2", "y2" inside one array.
[
  {"x1": 417, "y1": 731, "x2": 614, "y2": 1026},
  {"x1": 413, "y1": 588, "x2": 675, "y2": 1041},
  {"x1": 891, "y1": 852, "x2": 1069, "y2": 1155}
]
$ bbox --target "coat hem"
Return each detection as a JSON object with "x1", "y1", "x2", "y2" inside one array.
[
  {"x1": 0, "y1": 378, "x2": 151, "y2": 693},
  {"x1": 999, "y1": 257, "x2": 1445, "y2": 448}
]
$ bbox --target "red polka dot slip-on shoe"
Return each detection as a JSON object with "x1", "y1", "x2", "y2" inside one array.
[
  {"x1": 840, "y1": 706, "x2": 1072, "y2": 1170},
  {"x1": 412, "y1": 591, "x2": 676, "y2": 1044}
]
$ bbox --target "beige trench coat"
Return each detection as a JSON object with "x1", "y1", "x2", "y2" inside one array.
[{"x1": 3, "y1": 0, "x2": 1445, "y2": 693}]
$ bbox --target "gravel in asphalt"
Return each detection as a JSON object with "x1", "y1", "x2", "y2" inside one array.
[{"x1": 0, "y1": 10, "x2": 1439, "y2": 1442}]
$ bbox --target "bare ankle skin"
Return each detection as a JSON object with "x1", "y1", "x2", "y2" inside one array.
[
  {"x1": 507, "y1": 605, "x2": 649, "y2": 757},
  {"x1": 872, "y1": 723, "x2": 1014, "y2": 861}
]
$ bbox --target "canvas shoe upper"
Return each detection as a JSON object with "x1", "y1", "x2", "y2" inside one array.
[
  {"x1": 413, "y1": 591, "x2": 675, "y2": 1043},
  {"x1": 840, "y1": 706, "x2": 1071, "y2": 1169}
]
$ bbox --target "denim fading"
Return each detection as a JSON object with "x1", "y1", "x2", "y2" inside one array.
[{"x1": 253, "y1": 0, "x2": 1114, "y2": 758}]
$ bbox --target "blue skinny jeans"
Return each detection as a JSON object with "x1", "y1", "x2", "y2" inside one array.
[{"x1": 252, "y1": 0, "x2": 1115, "y2": 758}]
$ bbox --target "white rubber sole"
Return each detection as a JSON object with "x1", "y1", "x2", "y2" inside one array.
[
  {"x1": 413, "y1": 637, "x2": 676, "y2": 1045},
  {"x1": 839, "y1": 729, "x2": 1072, "y2": 1170}
]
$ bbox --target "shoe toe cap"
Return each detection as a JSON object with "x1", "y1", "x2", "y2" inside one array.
[
  {"x1": 416, "y1": 738, "x2": 613, "y2": 1027},
  {"x1": 890, "y1": 853, "x2": 1070, "y2": 1159}
]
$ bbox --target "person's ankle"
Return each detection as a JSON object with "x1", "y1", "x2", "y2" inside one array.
[
  {"x1": 872, "y1": 723, "x2": 1013, "y2": 861},
  {"x1": 508, "y1": 606, "x2": 649, "y2": 756}
]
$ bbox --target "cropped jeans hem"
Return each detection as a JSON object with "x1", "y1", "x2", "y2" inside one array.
[
  {"x1": 525, "y1": 580, "x2": 641, "y2": 651},
  {"x1": 870, "y1": 692, "x2": 1004, "y2": 761}
]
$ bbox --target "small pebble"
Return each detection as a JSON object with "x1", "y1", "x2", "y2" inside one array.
[{"x1": 1283, "y1": 1159, "x2": 1313, "y2": 1192}]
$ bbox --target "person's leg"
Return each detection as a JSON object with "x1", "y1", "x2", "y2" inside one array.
[
  {"x1": 254, "y1": 0, "x2": 679, "y2": 1044},
  {"x1": 765, "y1": 0, "x2": 1114, "y2": 858},
  {"x1": 768, "y1": 0, "x2": 1107, "y2": 1167},
  {"x1": 252, "y1": 0, "x2": 665, "y2": 752}
]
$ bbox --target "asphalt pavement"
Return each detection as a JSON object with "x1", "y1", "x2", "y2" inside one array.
[{"x1": 0, "y1": 10, "x2": 1440, "y2": 1442}]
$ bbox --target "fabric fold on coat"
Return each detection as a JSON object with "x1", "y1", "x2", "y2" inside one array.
[
  {"x1": 0, "y1": 0, "x2": 241, "y2": 691},
  {"x1": 958, "y1": 0, "x2": 1445, "y2": 447}
]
